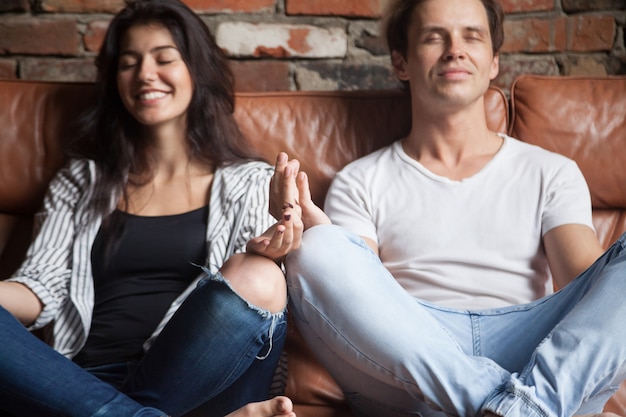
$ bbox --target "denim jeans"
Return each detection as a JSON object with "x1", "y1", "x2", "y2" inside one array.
[
  {"x1": 0, "y1": 273, "x2": 286, "y2": 417},
  {"x1": 286, "y1": 225, "x2": 626, "y2": 417}
]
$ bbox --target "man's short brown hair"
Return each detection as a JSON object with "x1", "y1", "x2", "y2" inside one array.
[{"x1": 384, "y1": 0, "x2": 505, "y2": 57}]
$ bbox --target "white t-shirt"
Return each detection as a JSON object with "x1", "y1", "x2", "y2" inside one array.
[{"x1": 325, "y1": 135, "x2": 594, "y2": 309}]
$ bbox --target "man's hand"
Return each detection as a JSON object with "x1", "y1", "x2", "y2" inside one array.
[
  {"x1": 294, "y1": 170, "x2": 331, "y2": 230},
  {"x1": 270, "y1": 152, "x2": 331, "y2": 230}
]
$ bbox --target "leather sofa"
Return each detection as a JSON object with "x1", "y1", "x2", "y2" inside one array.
[{"x1": 0, "y1": 75, "x2": 624, "y2": 416}]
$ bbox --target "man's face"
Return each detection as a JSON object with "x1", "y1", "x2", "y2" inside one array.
[{"x1": 392, "y1": 0, "x2": 499, "y2": 111}]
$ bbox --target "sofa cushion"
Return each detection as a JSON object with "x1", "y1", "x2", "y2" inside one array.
[
  {"x1": 509, "y1": 75, "x2": 626, "y2": 248},
  {"x1": 510, "y1": 75, "x2": 626, "y2": 415},
  {"x1": 0, "y1": 81, "x2": 96, "y2": 214}
]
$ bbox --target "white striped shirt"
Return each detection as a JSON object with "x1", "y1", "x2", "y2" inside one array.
[{"x1": 9, "y1": 158, "x2": 276, "y2": 358}]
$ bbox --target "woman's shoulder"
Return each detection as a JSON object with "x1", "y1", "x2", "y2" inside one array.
[
  {"x1": 217, "y1": 159, "x2": 273, "y2": 183},
  {"x1": 212, "y1": 160, "x2": 273, "y2": 206},
  {"x1": 64, "y1": 158, "x2": 94, "y2": 172},
  {"x1": 49, "y1": 159, "x2": 95, "y2": 189}
]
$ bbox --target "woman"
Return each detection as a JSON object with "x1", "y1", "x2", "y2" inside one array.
[{"x1": 0, "y1": 1, "x2": 300, "y2": 416}]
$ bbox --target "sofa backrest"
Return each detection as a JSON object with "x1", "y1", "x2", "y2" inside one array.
[
  {"x1": 234, "y1": 88, "x2": 508, "y2": 208},
  {"x1": 0, "y1": 80, "x2": 507, "y2": 278},
  {"x1": 509, "y1": 75, "x2": 626, "y2": 249}
]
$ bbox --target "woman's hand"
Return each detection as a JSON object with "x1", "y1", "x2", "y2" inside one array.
[{"x1": 246, "y1": 202, "x2": 303, "y2": 261}]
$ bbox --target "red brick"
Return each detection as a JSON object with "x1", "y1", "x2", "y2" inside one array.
[
  {"x1": 287, "y1": 28, "x2": 313, "y2": 55},
  {"x1": 501, "y1": 12, "x2": 616, "y2": 54},
  {"x1": 563, "y1": 0, "x2": 626, "y2": 12},
  {"x1": 230, "y1": 60, "x2": 290, "y2": 91},
  {"x1": 492, "y1": 0, "x2": 554, "y2": 14},
  {"x1": 567, "y1": 15, "x2": 615, "y2": 52},
  {"x1": 502, "y1": 18, "x2": 562, "y2": 53},
  {"x1": 286, "y1": 0, "x2": 382, "y2": 18},
  {"x1": 0, "y1": 59, "x2": 18, "y2": 79},
  {"x1": 0, "y1": 19, "x2": 80, "y2": 56},
  {"x1": 183, "y1": 0, "x2": 275, "y2": 12},
  {"x1": 553, "y1": 18, "x2": 568, "y2": 52},
  {"x1": 41, "y1": 0, "x2": 124, "y2": 13},
  {"x1": 84, "y1": 20, "x2": 110, "y2": 52}
]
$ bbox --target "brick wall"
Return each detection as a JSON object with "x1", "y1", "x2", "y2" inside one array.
[{"x1": 0, "y1": 0, "x2": 624, "y2": 92}]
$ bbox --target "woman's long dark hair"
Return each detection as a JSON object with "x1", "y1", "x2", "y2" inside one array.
[{"x1": 69, "y1": 0, "x2": 253, "y2": 218}]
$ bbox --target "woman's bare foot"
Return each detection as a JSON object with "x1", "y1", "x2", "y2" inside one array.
[{"x1": 225, "y1": 396, "x2": 295, "y2": 417}]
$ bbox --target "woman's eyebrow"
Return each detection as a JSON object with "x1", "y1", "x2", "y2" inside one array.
[{"x1": 119, "y1": 45, "x2": 179, "y2": 56}]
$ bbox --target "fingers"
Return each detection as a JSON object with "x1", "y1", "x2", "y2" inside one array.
[
  {"x1": 247, "y1": 202, "x2": 304, "y2": 261},
  {"x1": 269, "y1": 153, "x2": 286, "y2": 219},
  {"x1": 270, "y1": 153, "x2": 300, "y2": 220},
  {"x1": 296, "y1": 171, "x2": 313, "y2": 206},
  {"x1": 268, "y1": 396, "x2": 295, "y2": 416},
  {"x1": 267, "y1": 204, "x2": 303, "y2": 254},
  {"x1": 283, "y1": 159, "x2": 300, "y2": 204}
]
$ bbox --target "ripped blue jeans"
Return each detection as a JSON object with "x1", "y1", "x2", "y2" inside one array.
[
  {"x1": 286, "y1": 225, "x2": 626, "y2": 417},
  {"x1": 0, "y1": 273, "x2": 286, "y2": 417}
]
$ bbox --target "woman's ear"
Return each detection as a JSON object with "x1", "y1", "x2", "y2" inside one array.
[
  {"x1": 391, "y1": 50, "x2": 409, "y2": 81},
  {"x1": 489, "y1": 53, "x2": 500, "y2": 81}
]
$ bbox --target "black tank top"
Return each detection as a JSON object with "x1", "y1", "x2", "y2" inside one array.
[{"x1": 73, "y1": 205, "x2": 208, "y2": 368}]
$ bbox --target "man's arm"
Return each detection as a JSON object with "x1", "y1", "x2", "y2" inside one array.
[
  {"x1": 361, "y1": 237, "x2": 379, "y2": 256},
  {"x1": 543, "y1": 224, "x2": 604, "y2": 290}
]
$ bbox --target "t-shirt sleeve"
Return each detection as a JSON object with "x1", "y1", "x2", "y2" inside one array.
[
  {"x1": 324, "y1": 165, "x2": 378, "y2": 243},
  {"x1": 542, "y1": 159, "x2": 594, "y2": 235}
]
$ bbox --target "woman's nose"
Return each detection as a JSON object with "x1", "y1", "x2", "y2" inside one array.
[{"x1": 138, "y1": 59, "x2": 157, "y2": 81}]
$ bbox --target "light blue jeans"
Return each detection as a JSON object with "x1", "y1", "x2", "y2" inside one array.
[
  {"x1": 286, "y1": 225, "x2": 626, "y2": 417},
  {"x1": 0, "y1": 273, "x2": 286, "y2": 417}
]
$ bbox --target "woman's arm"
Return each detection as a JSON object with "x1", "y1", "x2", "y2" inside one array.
[
  {"x1": 0, "y1": 281, "x2": 43, "y2": 326},
  {"x1": 6, "y1": 160, "x2": 93, "y2": 330}
]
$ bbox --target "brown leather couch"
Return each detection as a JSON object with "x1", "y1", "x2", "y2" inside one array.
[{"x1": 0, "y1": 75, "x2": 624, "y2": 416}]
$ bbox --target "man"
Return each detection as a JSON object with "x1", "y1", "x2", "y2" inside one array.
[{"x1": 271, "y1": 0, "x2": 626, "y2": 416}]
